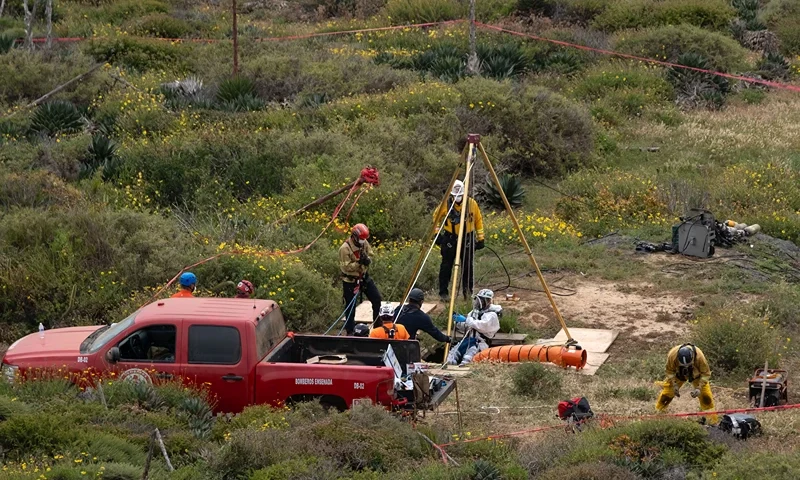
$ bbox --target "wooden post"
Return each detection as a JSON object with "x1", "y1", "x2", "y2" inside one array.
[
  {"x1": 466, "y1": 0, "x2": 479, "y2": 75},
  {"x1": 23, "y1": 0, "x2": 34, "y2": 51},
  {"x1": 141, "y1": 431, "x2": 155, "y2": 480},
  {"x1": 1, "y1": 0, "x2": 7, "y2": 19},
  {"x1": 759, "y1": 361, "x2": 769, "y2": 408},
  {"x1": 232, "y1": 0, "x2": 239, "y2": 76},
  {"x1": 154, "y1": 428, "x2": 174, "y2": 472},
  {"x1": 45, "y1": 0, "x2": 53, "y2": 50}
]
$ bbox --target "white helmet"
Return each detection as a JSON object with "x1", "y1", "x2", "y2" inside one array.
[
  {"x1": 473, "y1": 289, "x2": 494, "y2": 311},
  {"x1": 451, "y1": 180, "x2": 464, "y2": 203},
  {"x1": 379, "y1": 303, "x2": 394, "y2": 319}
]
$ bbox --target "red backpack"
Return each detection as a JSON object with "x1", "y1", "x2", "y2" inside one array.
[{"x1": 557, "y1": 396, "x2": 593, "y2": 421}]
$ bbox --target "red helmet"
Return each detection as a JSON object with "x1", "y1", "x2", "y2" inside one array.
[
  {"x1": 352, "y1": 223, "x2": 369, "y2": 240},
  {"x1": 236, "y1": 280, "x2": 254, "y2": 298}
]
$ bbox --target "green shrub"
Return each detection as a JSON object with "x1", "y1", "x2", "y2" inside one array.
[
  {"x1": 756, "y1": 52, "x2": 791, "y2": 80},
  {"x1": 81, "y1": 433, "x2": 146, "y2": 464},
  {"x1": 512, "y1": 362, "x2": 563, "y2": 398},
  {"x1": 127, "y1": 14, "x2": 193, "y2": 38},
  {"x1": 668, "y1": 52, "x2": 731, "y2": 109},
  {"x1": 84, "y1": 36, "x2": 193, "y2": 72},
  {"x1": 773, "y1": 17, "x2": 800, "y2": 55},
  {"x1": 0, "y1": 169, "x2": 81, "y2": 209},
  {"x1": 593, "y1": 0, "x2": 735, "y2": 32},
  {"x1": 0, "y1": 395, "x2": 31, "y2": 420},
  {"x1": 95, "y1": 463, "x2": 141, "y2": 480},
  {"x1": 0, "y1": 413, "x2": 80, "y2": 458},
  {"x1": 692, "y1": 310, "x2": 784, "y2": 378},
  {"x1": 90, "y1": 0, "x2": 171, "y2": 24},
  {"x1": 614, "y1": 24, "x2": 750, "y2": 72},
  {"x1": 699, "y1": 450, "x2": 800, "y2": 479},
  {"x1": 517, "y1": 0, "x2": 609, "y2": 24},
  {"x1": 542, "y1": 462, "x2": 639, "y2": 480},
  {"x1": 384, "y1": 0, "x2": 464, "y2": 23}
]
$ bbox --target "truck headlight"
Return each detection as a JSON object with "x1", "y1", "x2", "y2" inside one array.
[{"x1": 1, "y1": 363, "x2": 19, "y2": 384}]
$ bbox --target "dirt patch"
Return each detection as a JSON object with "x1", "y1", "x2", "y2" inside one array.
[{"x1": 500, "y1": 277, "x2": 693, "y2": 342}]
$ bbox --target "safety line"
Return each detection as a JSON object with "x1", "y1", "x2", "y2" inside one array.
[
  {"x1": 435, "y1": 402, "x2": 800, "y2": 449},
  {"x1": 476, "y1": 22, "x2": 800, "y2": 93},
  {"x1": 22, "y1": 19, "x2": 464, "y2": 45},
  {"x1": 144, "y1": 179, "x2": 366, "y2": 305}
]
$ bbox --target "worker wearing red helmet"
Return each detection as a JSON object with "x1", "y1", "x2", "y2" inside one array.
[
  {"x1": 235, "y1": 280, "x2": 254, "y2": 299},
  {"x1": 339, "y1": 223, "x2": 382, "y2": 335}
]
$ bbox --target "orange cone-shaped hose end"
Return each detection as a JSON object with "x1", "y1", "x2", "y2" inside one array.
[{"x1": 473, "y1": 343, "x2": 587, "y2": 370}]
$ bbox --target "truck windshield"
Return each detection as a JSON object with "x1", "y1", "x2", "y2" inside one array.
[{"x1": 86, "y1": 311, "x2": 138, "y2": 353}]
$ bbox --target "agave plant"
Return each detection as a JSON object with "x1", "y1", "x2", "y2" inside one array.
[
  {"x1": 757, "y1": 52, "x2": 791, "y2": 80},
  {"x1": 473, "y1": 459, "x2": 502, "y2": 480},
  {"x1": 480, "y1": 42, "x2": 529, "y2": 79},
  {"x1": 484, "y1": 174, "x2": 526, "y2": 209},
  {"x1": 30, "y1": 100, "x2": 84, "y2": 137},
  {"x1": 219, "y1": 93, "x2": 265, "y2": 112},
  {"x1": 732, "y1": 0, "x2": 759, "y2": 21},
  {"x1": 216, "y1": 76, "x2": 256, "y2": 103},
  {"x1": 80, "y1": 134, "x2": 119, "y2": 180},
  {"x1": 179, "y1": 396, "x2": 215, "y2": 439},
  {"x1": 0, "y1": 33, "x2": 16, "y2": 54},
  {"x1": 668, "y1": 53, "x2": 730, "y2": 110},
  {"x1": 131, "y1": 382, "x2": 165, "y2": 411},
  {"x1": 430, "y1": 55, "x2": 465, "y2": 83},
  {"x1": 298, "y1": 92, "x2": 331, "y2": 109}
]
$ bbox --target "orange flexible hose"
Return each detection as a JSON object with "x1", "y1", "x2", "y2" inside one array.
[{"x1": 472, "y1": 344, "x2": 587, "y2": 370}]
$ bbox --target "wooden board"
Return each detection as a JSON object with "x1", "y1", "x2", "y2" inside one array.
[
  {"x1": 543, "y1": 327, "x2": 619, "y2": 376},
  {"x1": 354, "y1": 301, "x2": 437, "y2": 324},
  {"x1": 489, "y1": 333, "x2": 528, "y2": 346},
  {"x1": 551, "y1": 328, "x2": 618, "y2": 354}
]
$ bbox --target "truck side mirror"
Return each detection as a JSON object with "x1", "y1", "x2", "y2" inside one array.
[{"x1": 106, "y1": 347, "x2": 120, "y2": 364}]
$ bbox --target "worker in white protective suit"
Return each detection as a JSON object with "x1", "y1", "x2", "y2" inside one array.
[{"x1": 447, "y1": 289, "x2": 501, "y2": 366}]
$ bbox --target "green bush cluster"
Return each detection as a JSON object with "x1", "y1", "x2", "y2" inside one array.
[
  {"x1": 383, "y1": 0, "x2": 464, "y2": 23},
  {"x1": 83, "y1": 36, "x2": 195, "y2": 72},
  {"x1": 517, "y1": 0, "x2": 609, "y2": 25},
  {"x1": 614, "y1": 24, "x2": 750, "y2": 72},
  {"x1": 593, "y1": 0, "x2": 735, "y2": 32},
  {"x1": 511, "y1": 362, "x2": 563, "y2": 398}
]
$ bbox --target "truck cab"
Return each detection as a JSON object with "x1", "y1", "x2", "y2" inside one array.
[{"x1": 2, "y1": 298, "x2": 447, "y2": 413}]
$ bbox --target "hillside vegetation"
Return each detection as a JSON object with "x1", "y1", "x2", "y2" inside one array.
[{"x1": 1, "y1": 0, "x2": 800, "y2": 478}]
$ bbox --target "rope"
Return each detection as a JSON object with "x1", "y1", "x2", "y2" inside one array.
[
  {"x1": 323, "y1": 292, "x2": 360, "y2": 335},
  {"x1": 393, "y1": 161, "x2": 475, "y2": 324},
  {"x1": 145, "y1": 178, "x2": 368, "y2": 305},
  {"x1": 476, "y1": 22, "x2": 800, "y2": 94}
]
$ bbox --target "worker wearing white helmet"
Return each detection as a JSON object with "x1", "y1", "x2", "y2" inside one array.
[
  {"x1": 432, "y1": 179, "x2": 485, "y2": 301},
  {"x1": 447, "y1": 289, "x2": 500, "y2": 366}
]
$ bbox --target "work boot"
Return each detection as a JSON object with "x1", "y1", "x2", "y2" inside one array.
[
  {"x1": 460, "y1": 346, "x2": 479, "y2": 365},
  {"x1": 446, "y1": 348, "x2": 460, "y2": 365}
]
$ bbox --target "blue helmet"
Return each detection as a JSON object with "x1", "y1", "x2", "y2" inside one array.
[{"x1": 179, "y1": 272, "x2": 197, "y2": 287}]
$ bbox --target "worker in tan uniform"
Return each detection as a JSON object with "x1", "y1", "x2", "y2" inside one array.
[
  {"x1": 656, "y1": 343, "x2": 718, "y2": 424},
  {"x1": 339, "y1": 223, "x2": 382, "y2": 336},
  {"x1": 432, "y1": 180, "x2": 485, "y2": 301}
]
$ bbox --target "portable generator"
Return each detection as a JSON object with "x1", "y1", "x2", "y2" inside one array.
[
  {"x1": 672, "y1": 209, "x2": 716, "y2": 258},
  {"x1": 748, "y1": 368, "x2": 788, "y2": 407}
]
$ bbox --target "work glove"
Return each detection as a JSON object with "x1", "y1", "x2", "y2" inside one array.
[
  {"x1": 691, "y1": 389, "x2": 701, "y2": 398},
  {"x1": 358, "y1": 255, "x2": 371, "y2": 266},
  {"x1": 475, "y1": 240, "x2": 485, "y2": 250},
  {"x1": 453, "y1": 313, "x2": 466, "y2": 323}
]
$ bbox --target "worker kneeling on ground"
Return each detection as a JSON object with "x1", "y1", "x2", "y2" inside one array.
[
  {"x1": 394, "y1": 288, "x2": 450, "y2": 344},
  {"x1": 172, "y1": 272, "x2": 197, "y2": 298},
  {"x1": 370, "y1": 303, "x2": 410, "y2": 340},
  {"x1": 656, "y1": 343, "x2": 717, "y2": 424},
  {"x1": 447, "y1": 289, "x2": 500, "y2": 366},
  {"x1": 340, "y1": 223, "x2": 382, "y2": 336}
]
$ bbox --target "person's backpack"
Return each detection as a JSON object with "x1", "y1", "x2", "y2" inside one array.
[
  {"x1": 382, "y1": 324, "x2": 396, "y2": 339},
  {"x1": 557, "y1": 396, "x2": 593, "y2": 422}
]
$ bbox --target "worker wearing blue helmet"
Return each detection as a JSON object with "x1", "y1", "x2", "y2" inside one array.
[{"x1": 172, "y1": 272, "x2": 197, "y2": 298}]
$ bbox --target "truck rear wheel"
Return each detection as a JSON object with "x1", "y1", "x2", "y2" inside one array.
[{"x1": 286, "y1": 395, "x2": 347, "y2": 412}]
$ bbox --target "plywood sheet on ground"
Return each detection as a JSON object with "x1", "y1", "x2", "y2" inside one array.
[
  {"x1": 422, "y1": 363, "x2": 473, "y2": 378},
  {"x1": 551, "y1": 328, "x2": 618, "y2": 354},
  {"x1": 354, "y1": 301, "x2": 437, "y2": 323},
  {"x1": 546, "y1": 327, "x2": 618, "y2": 376}
]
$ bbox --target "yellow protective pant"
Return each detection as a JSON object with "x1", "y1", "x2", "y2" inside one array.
[{"x1": 655, "y1": 379, "x2": 717, "y2": 424}]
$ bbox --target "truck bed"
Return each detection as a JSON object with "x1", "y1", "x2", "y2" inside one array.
[{"x1": 263, "y1": 335, "x2": 421, "y2": 375}]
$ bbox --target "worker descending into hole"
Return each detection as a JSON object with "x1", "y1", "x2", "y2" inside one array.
[
  {"x1": 656, "y1": 344, "x2": 718, "y2": 424},
  {"x1": 171, "y1": 272, "x2": 197, "y2": 298},
  {"x1": 433, "y1": 180, "x2": 485, "y2": 301},
  {"x1": 370, "y1": 303, "x2": 410, "y2": 340},
  {"x1": 394, "y1": 288, "x2": 450, "y2": 344},
  {"x1": 340, "y1": 223, "x2": 383, "y2": 336},
  {"x1": 235, "y1": 280, "x2": 254, "y2": 299},
  {"x1": 447, "y1": 289, "x2": 500, "y2": 366}
]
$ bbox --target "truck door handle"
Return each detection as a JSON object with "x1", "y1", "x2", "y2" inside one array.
[
  {"x1": 222, "y1": 374, "x2": 243, "y2": 382},
  {"x1": 155, "y1": 373, "x2": 173, "y2": 380}
]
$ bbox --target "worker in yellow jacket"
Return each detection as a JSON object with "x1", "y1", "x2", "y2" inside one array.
[
  {"x1": 432, "y1": 180, "x2": 484, "y2": 301},
  {"x1": 339, "y1": 223, "x2": 382, "y2": 336},
  {"x1": 656, "y1": 344, "x2": 717, "y2": 424}
]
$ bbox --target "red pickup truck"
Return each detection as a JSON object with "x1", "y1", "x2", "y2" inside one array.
[{"x1": 1, "y1": 298, "x2": 453, "y2": 413}]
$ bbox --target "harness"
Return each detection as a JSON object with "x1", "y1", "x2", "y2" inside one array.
[{"x1": 381, "y1": 324, "x2": 396, "y2": 339}]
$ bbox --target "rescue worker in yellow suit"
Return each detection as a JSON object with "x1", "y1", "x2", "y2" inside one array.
[
  {"x1": 432, "y1": 179, "x2": 485, "y2": 301},
  {"x1": 656, "y1": 344, "x2": 717, "y2": 424}
]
